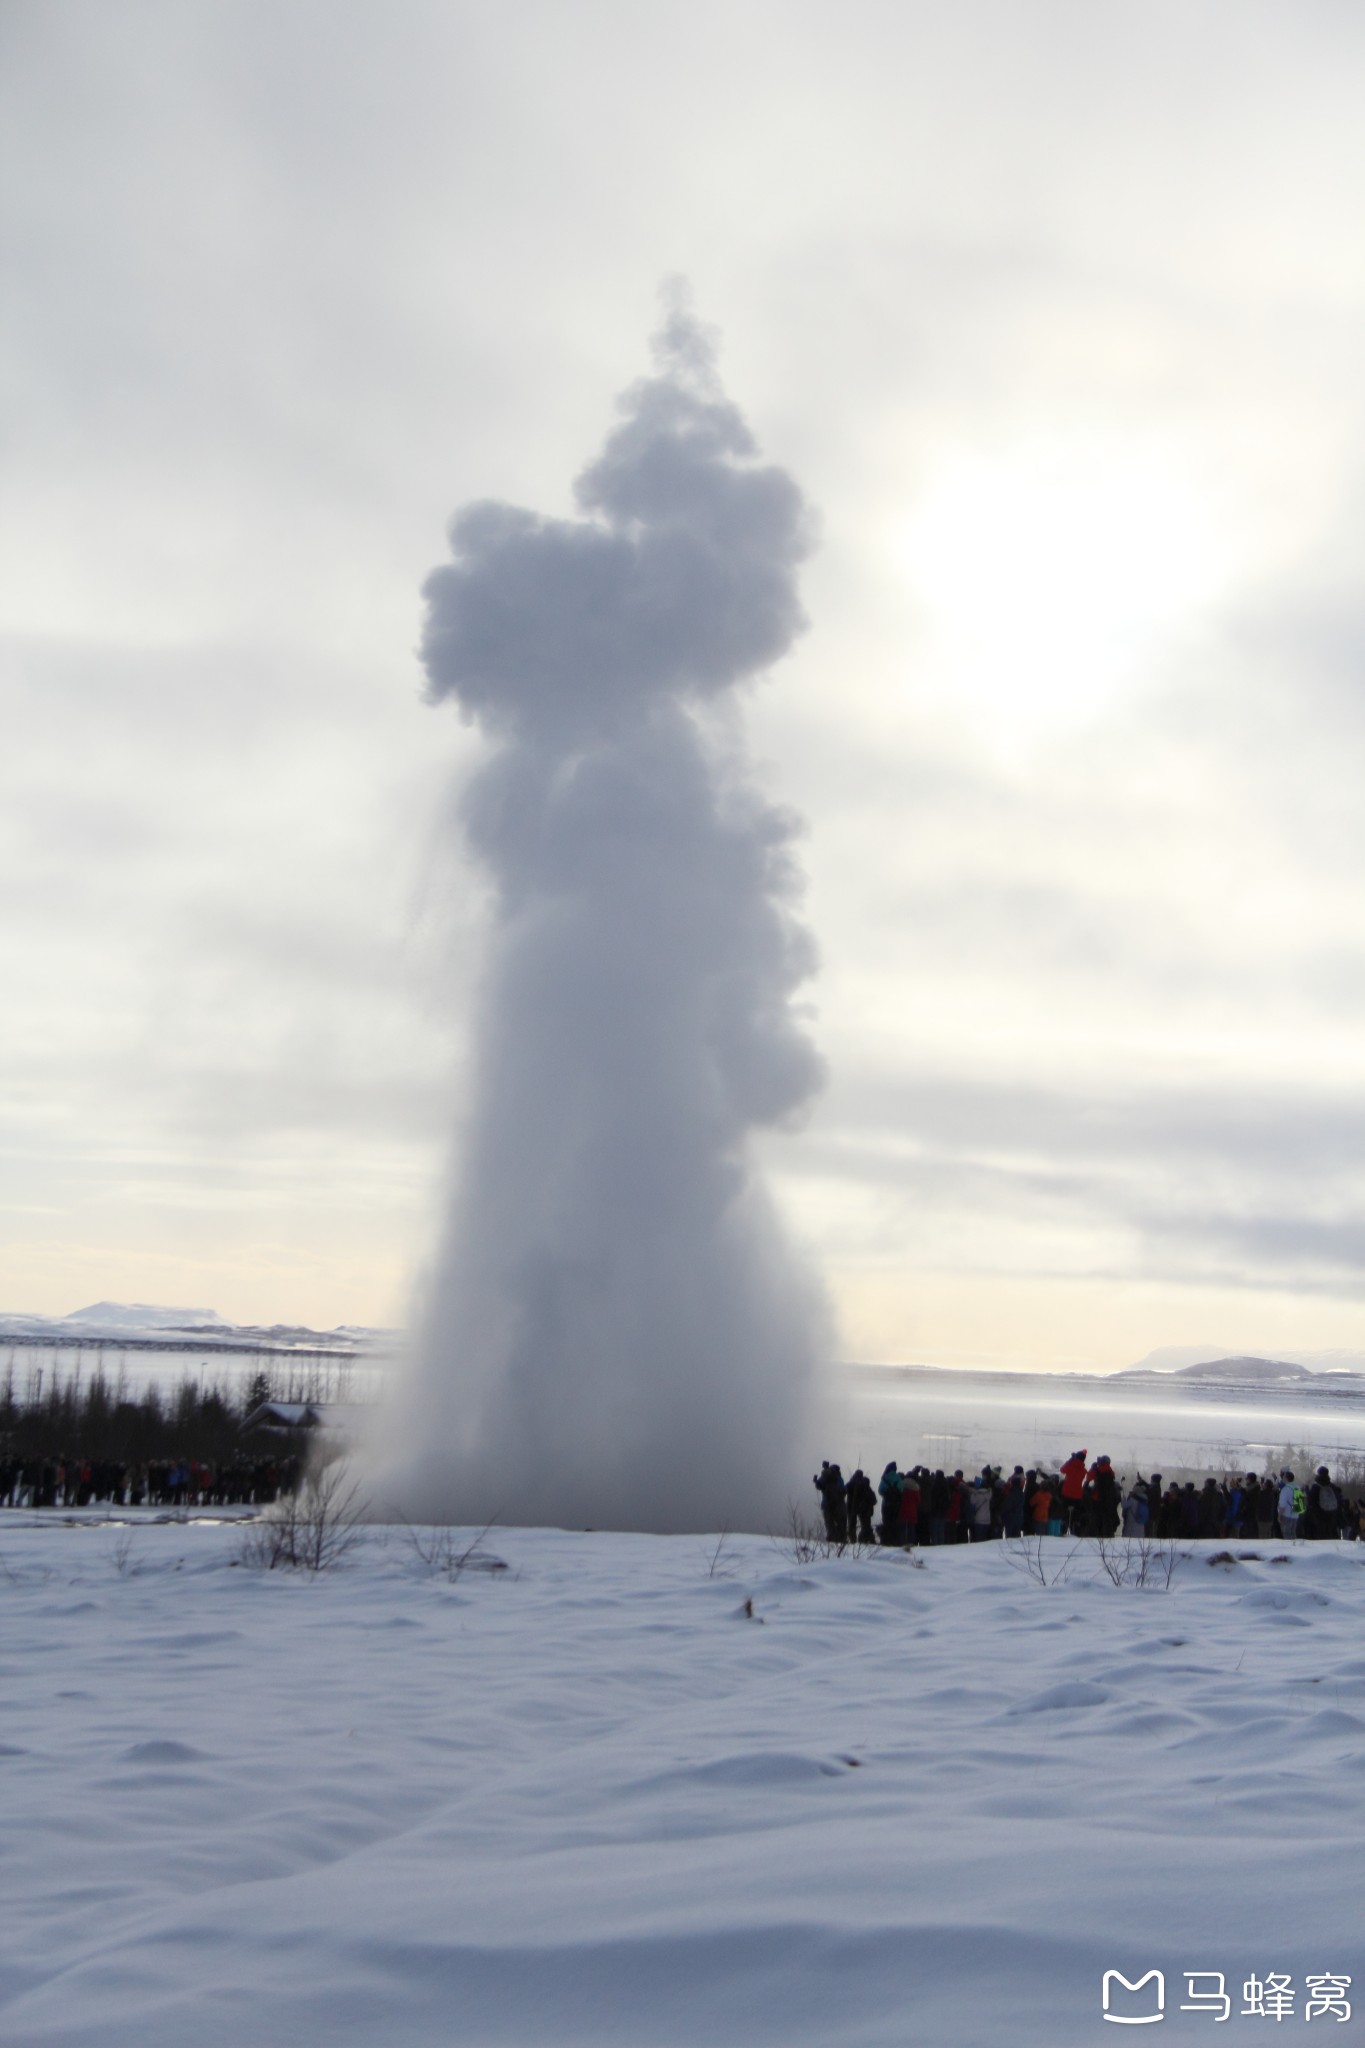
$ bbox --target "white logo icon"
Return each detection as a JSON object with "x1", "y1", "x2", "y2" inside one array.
[{"x1": 1103, "y1": 1970, "x2": 1166, "y2": 2025}]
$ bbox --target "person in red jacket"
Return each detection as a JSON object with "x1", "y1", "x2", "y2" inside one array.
[
  {"x1": 899, "y1": 1469, "x2": 921, "y2": 1546},
  {"x1": 1060, "y1": 1450, "x2": 1087, "y2": 1531}
]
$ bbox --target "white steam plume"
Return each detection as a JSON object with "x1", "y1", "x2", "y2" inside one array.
[{"x1": 382, "y1": 303, "x2": 830, "y2": 1532}]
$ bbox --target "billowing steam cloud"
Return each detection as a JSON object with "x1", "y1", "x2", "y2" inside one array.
[{"x1": 383, "y1": 304, "x2": 830, "y2": 1532}]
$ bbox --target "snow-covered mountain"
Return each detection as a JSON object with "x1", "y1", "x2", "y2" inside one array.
[
  {"x1": 0, "y1": 1303, "x2": 396, "y2": 1355},
  {"x1": 65, "y1": 1302, "x2": 226, "y2": 1331}
]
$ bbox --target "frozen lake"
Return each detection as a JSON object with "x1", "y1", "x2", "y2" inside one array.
[
  {"x1": 837, "y1": 1364, "x2": 1365, "y2": 1479},
  {"x1": 8, "y1": 1336, "x2": 1365, "y2": 1492}
]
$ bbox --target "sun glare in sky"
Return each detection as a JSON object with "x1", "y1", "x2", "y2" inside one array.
[{"x1": 898, "y1": 438, "x2": 1229, "y2": 736}]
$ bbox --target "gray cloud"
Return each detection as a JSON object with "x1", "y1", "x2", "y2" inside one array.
[
  {"x1": 5, "y1": 1, "x2": 1365, "y2": 1357},
  {"x1": 799, "y1": 1071, "x2": 1365, "y2": 1298}
]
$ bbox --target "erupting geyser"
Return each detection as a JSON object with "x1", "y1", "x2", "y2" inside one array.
[{"x1": 382, "y1": 302, "x2": 831, "y2": 1532}]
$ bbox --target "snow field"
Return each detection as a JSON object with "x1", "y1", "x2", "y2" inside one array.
[{"x1": 2, "y1": 1520, "x2": 1363, "y2": 2045}]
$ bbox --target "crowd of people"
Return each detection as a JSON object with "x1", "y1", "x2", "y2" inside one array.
[
  {"x1": 0, "y1": 1364, "x2": 314, "y2": 1509},
  {"x1": 0, "y1": 1455, "x2": 301, "y2": 1510},
  {"x1": 815, "y1": 1453, "x2": 1362, "y2": 1546}
]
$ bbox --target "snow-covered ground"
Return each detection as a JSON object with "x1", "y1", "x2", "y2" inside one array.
[{"x1": 3, "y1": 1517, "x2": 1363, "y2": 2045}]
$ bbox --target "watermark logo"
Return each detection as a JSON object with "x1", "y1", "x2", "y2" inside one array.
[
  {"x1": 1102, "y1": 1971, "x2": 1351, "y2": 2024},
  {"x1": 1303, "y1": 1977, "x2": 1353, "y2": 2024},
  {"x1": 1182, "y1": 1974, "x2": 1231, "y2": 2023},
  {"x1": 1103, "y1": 1971, "x2": 1166, "y2": 2025}
]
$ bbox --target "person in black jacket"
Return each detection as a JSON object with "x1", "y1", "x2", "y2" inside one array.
[
  {"x1": 1196, "y1": 1477, "x2": 1223, "y2": 1536},
  {"x1": 1256, "y1": 1477, "x2": 1278, "y2": 1538},
  {"x1": 844, "y1": 1468, "x2": 876, "y2": 1546},
  {"x1": 927, "y1": 1469, "x2": 950, "y2": 1546},
  {"x1": 814, "y1": 1462, "x2": 847, "y2": 1542},
  {"x1": 1235, "y1": 1474, "x2": 1260, "y2": 1539},
  {"x1": 877, "y1": 1462, "x2": 904, "y2": 1545},
  {"x1": 1306, "y1": 1467, "x2": 1342, "y2": 1540},
  {"x1": 1086, "y1": 1455, "x2": 1121, "y2": 1537}
]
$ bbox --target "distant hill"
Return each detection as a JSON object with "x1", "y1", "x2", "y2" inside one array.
[
  {"x1": 66, "y1": 1302, "x2": 226, "y2": 1330},
  {"x1": 1116, "y1": 1353, "x2": 1316, "y2": 1384},
  {"x1": 1121, "y1": 1342, "x2": 1237, "y2": 1375},
  {"x1": 1119, "y1": 1343, "x2": 1365, "y2": 1380}
]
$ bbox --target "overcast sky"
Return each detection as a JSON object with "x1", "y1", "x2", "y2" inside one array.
[{"x1": 4, "y1": 0, "x2": 1365, "y2": 1367}]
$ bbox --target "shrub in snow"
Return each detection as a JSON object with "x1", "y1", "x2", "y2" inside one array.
[{"x1": 238, "y1": 1457, "x2": 365, "y2": 1572}]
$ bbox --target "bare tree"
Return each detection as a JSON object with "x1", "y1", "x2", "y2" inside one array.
[
  {"x1": 702, "y1": 1527, "x2": 734, "y2": 1579},
  {"x1": 1093, "y1": 1533, "x2": 1185, "y2": 1589},
  {"x1": 239, "y1": 1457, "x2": 366, "y2": 1572},
  {"x1": 771, "y1": 1504, "x2": 919, "y2": 1566},
  {"x1": 399, "y1": 1513, "x2": 505, "y2": 1583},
  {"x1": 773, "y1": 1503, "x2": 845, "y2": 1563},
  {"x1": 1000, "y1": 1532, "x2": 1082, "y2": 1588}
]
